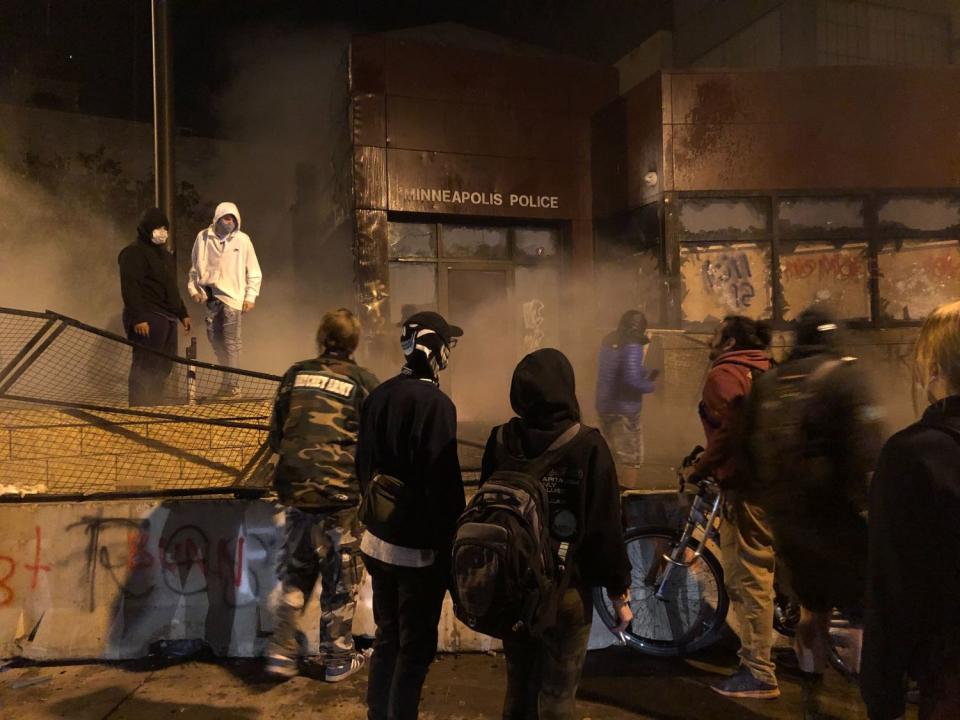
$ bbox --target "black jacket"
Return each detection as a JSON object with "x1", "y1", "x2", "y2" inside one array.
[
  {"x1": 356, "y1": 372, "x2": 464, "y2": 553},
  {"x1": 480, "y1": 349, "x2": 631, "y2": 596},
  {"x1": 118, "y1": 238, "x2": 188, "y2": 323},
  {"x1": 861, "y1": 396, "x2": 960, "y2": 720},
  {"x1": 748, "y1": 347, "x2": 883, "y2": 523}
]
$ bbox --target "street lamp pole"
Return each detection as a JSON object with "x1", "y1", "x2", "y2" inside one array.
[{"x1": 150, "y1": 0, "x2": 175, "y2": 252}]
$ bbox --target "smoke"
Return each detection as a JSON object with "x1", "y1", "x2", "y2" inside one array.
[
  {"x1": 0, "y1": 162, "x2": 127, "y2": 332},
  {"x1": 0, "y1": 25, "x2": 357, "y2": 378},
  {"x1": 186, "y1": 24, "x2": 355, "y2": 375}
]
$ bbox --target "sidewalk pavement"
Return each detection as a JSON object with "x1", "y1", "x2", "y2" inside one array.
[{"x1": 0, "y1": 645, "x2": 913, "y2": 720}]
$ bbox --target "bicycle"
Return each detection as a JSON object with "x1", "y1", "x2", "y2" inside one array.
[{"x1": 594, "y1": 448, "x2": 860, "y2": 679}]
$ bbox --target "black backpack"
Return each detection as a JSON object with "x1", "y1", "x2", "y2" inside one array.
[
  {"x1": 750, "y1": 358, "x2": 843, "y2": 491},
  {"x1": 451, "y1": 423, "x2": 586, "y2": 640}
]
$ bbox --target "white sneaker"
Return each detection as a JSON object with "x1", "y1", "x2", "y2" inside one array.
[{"x1": 264, "y1": 652, "x2": 298, "y2": 679}]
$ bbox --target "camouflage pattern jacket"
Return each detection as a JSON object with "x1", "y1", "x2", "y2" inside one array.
[{"x1": 269, "y1": 353, "x2": 379, "y2": 510}]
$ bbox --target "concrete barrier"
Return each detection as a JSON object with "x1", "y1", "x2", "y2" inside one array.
[
  {"x1": 0, "y1": 493, "x2": 685, "y2": 660},
  {"x1": 0, "y1": 497, "x2": 502, "y2": 660}
]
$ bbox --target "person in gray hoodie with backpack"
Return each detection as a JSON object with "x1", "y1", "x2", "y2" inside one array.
[{"x1": 477, "y1": 348, "x2": 632, "y2": 720}]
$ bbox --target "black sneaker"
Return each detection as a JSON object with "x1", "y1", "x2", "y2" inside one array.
[
  {"x1": 711, "y1": 666, "x2": 780, "y2": 699},
  {"x1": 324, "y1": 649, "x2": 371, "y2": 683}
]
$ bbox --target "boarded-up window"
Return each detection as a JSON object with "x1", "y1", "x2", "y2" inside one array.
[
  {"x1": 680, "y1": 244, "x2": 772, "y2": 322},
  {"x1": 678, "y1": 199, "x2": 768, "y2": 242},
  {"x1": 779, "y1": 242, "x2": 870, "y2": 320},
  {"x1": 388, "y1": 263, "x2": 437, "y2": 324},
  {"x1": 878, "y1": 239, "x2": 960, "y2": 321}
]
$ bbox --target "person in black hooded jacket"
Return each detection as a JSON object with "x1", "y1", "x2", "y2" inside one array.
[
  {"x1": 480, "y1": 348, "x2": 632, "y2": 720},
  {"x1": 862, "y1": 300, "x2": 960, "y2": 720},
  {"x1": 118, "y1": 208, "x2": 191, "y2": 406}
]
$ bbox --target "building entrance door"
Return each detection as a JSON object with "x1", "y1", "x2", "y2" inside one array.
[{"x1": 442, "y1": 264, "x2": 513, "y2": 422}]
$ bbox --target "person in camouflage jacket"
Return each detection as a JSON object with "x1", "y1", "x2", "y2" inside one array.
[{"x1": 265, "y1": 308, "x2": 379, "y2": 682}]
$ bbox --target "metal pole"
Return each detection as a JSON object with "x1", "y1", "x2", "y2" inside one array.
[{"x1": 150, "y1": 0, "x2": 175, "y2": 250}]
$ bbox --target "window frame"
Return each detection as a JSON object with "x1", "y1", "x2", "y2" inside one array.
[{"x1": 663, "y1": 189, "x2": 960, "y2": 330}]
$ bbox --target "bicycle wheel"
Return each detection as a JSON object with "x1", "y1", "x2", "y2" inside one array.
[
  {"x1": 594, "y1": 526, "x2": 728, "y2": 657},
  {"x1": 828, "y1": 613, "x2": 861, "y2": 682}
]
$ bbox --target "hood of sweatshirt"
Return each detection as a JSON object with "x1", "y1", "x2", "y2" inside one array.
[
  {"x1": 136, "y1": 207, "x2": 169, "y2": 244},
  {"x1": 213, "y1": 201, "x2": 242, "y2": 231},
  {"x1": 709, "y1": 348, "x2": 771, "y2": 373},
  {"x1": 502, "y1": 348, "x2": 581, "y2": 457}
]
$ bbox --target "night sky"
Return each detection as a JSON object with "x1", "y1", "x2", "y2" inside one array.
[{"x1": 0, "y1": 1, "x2": 669, "y2": 135}]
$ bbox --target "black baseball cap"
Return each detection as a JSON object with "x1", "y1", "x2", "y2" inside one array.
[{"x1": 403, "y1": 311, "x2": 464, "y2": 345}]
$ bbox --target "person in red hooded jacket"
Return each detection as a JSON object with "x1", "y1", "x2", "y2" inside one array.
[{"x1": 683, "y1": 315, "x2": 777, "y2": 699}]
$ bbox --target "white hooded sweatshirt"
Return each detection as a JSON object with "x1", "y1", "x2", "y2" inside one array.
[{"x1": 187, "y1": 201, "x2": 262, "y2": 310}]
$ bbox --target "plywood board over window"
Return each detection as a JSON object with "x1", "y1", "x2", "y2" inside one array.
[
  {"x1": 878, "y1": 239, "x2": 960, "y2": 322},
  {"x1": 780, "y1": 242, "x2": 871, "y2": 321},
  {"x1": 680, "y1": 244, "x2": 772, "y2": 323}
]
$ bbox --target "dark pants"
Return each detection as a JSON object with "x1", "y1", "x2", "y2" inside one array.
[
  {"x1": 362, "y1": 554, "x2": 446, "y2": 720},
  {"x1": 124, "y1": 310, "x2": 177, "y2": 406},
  {"x1": 502, "y1": 587, "x2": 593, "y2": 720}
]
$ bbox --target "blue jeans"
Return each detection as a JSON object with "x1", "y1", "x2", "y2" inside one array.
[{"x1": 204, "y1": 295, "x2": 242, "y2": 375}]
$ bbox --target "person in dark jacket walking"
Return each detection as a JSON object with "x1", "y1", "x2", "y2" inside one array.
[
  {"x1": 862, "y1": 300, "x2": 960, "y2": 720},
  {"x1": 481, "y1": 348, "x2": 632, "y2": 720},
  {"x1": 265, "y1": 308, "x2": 379, "y2": 682},
  {"x1": 356, "y1": 311, "x2": 465, "y2": 720},
  {"x1": 118, "y1": 208, "x2": 191, "y2": 406},
  {"x1": 747, "y1": 307, "x2": 884, "y2": 711},
  {"x1": 682, "y1": 315, "x2": 778, "y2": 699},
  {"x1": 596, "y1": 310, "x2": 658, "y2": 486}
]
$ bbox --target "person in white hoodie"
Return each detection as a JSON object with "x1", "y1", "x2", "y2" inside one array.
[{"x1": 187, "y1": 202, "x2": 262, "y2": 392}]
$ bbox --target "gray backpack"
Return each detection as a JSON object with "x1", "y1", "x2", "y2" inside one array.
[{"x1": 451, "y1": 424, "x2": 585, "y2": 639}]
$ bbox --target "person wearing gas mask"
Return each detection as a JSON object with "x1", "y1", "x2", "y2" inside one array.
[
  {"x1": 356, "y1": 311, "x2": 465, "y2": 720},
  {"x1": 187, "y1": 201, "x2": 262, "y2": 394},
  {"x1": 118, "y1": 207, "x2": 191, "y2": 406}
]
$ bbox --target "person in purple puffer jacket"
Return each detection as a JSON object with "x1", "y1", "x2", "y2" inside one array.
[{"x1": 596, "y1": 310, "x2": 659, "y2": 485}]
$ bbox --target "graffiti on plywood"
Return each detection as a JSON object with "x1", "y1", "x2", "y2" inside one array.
[
  {"x1": 780, "y1": 246, "x2": 870, "y2": 320},
  {"x1": 878, "y1": 240, "x2": 960, "y2": 321},
  {"x1": 681, "y1": 245, "x2": 771, "y2": 322}
]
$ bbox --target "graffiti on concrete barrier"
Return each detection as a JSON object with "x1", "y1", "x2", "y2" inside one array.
[
  {"x1": 62, "y1": 515, "x2": 273, "y2": 612},
  {"x1": 0, "y1": 525, "x2": 50, "y2": 608}
]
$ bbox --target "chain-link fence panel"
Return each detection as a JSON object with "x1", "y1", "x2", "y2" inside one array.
[{"x1": 0, "y1": 309, "x2": 279, "y2": 498}]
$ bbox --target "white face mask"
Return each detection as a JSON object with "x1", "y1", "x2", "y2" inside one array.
[{"x1": 151, "y1": 228, "x2": 169, "y2": 245}]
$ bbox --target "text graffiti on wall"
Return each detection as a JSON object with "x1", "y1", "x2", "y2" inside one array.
[
  {"x1": 62, "y1": 516, "x2": 269, "y2": 612},
  {"x1": 522, "y1": 299, "x2": 546, "y2": 353},
  {"x1": 782, "y1": 252, "x2": 866, "y2": 283},
  {"x1": 702, "y1": 252, "x2": 756, "y2": 310}
]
